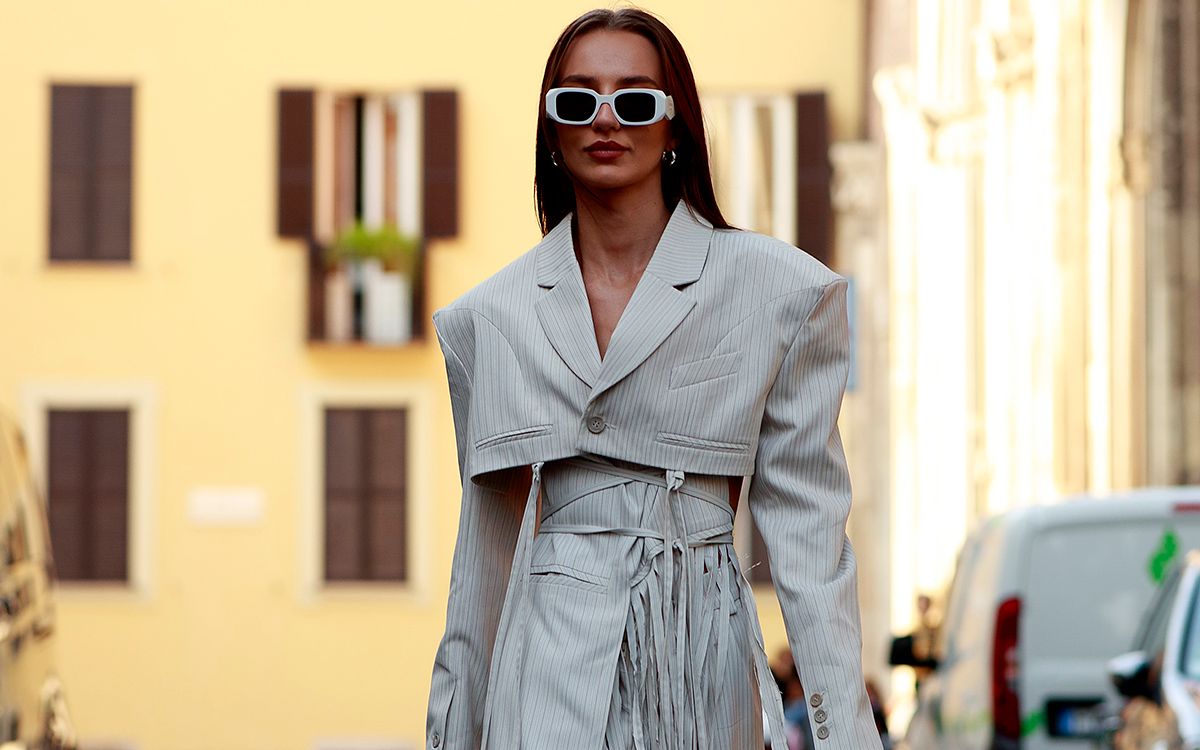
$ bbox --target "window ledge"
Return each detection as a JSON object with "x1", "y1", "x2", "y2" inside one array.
[
  {"x1": 300, "y1": 581, "x2": 430, "y2": 607},
  {"x1": 55, "y1": 581, "x2": 154, "y2": 605},
  {"x1": 43, "y1": 259, "x2": 136, "y2": 268},
  {"x1": 306, "y1": 338, "x2": 428, "y2": 351}
]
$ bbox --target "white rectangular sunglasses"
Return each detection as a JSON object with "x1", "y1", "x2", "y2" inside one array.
[{"x1": 545, "y1": 87, "x2": 675, "y2": 126}]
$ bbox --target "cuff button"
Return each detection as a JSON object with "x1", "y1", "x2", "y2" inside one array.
[
  {"x1": 814, "y1": 708, "x2": 827, "y2": 723},
  {"x1": 809, "y1": 693, "x2": 823, "y2": 708},
  {"x1": 816, "y1": 726, "x2": 830, "y2": 740},
  {"x1": 431, "y1": 733, "x2": 441, "y2": 748}
]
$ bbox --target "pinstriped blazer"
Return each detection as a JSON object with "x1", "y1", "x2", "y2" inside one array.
[{"x1": 426, "y1": 199, "x2": 883, "y2": 749}]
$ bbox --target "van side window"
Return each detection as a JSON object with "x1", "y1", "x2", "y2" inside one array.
[
  {"x1": 938, "y1": 544, "x2": 979, "y2": 660},
  {"x1": 941, "y1": 525, "x2": 1004, "y2": 661}
]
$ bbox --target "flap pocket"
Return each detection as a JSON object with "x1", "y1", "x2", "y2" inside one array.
[
  {"x1": 529, "y1": 562, "x2": 608, "y2": 593},
  {"x1": 669, "y1": 352, "x2": 739, "y2": 389},
  {"x1": 474, "y1": 424, "x2": 552, "y2": 450}
]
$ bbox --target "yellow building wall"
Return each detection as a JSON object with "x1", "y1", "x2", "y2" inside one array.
[{"x1": 0, "y1": 1, "x2": 865, "y2": 748}]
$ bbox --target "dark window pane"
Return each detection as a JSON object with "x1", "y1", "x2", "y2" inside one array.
[
  {"x1": 93, "y1": 87, "x2": 133, "y2": 261},
  {"x1": 46, "y1": 409, "x2": 130, "y2": 581},
  {"x1": 322, "y1": 407, "x2": 408, "y2": 582},
  {"x1": 324, "y1": 409, "x2": 363, "y2": 493},
  {"x1": 92, "y1": 499, "x2": 128, "y2": 581},
  {"x1": 368, "y1": 409, "x2": 406, "y2": 491},
  {"x1": 49, "y1": 86, "x2": 92, "y2": 261},
  {"x1": 368, "y1": 496, "x2": 406, "y2": 580},
  {"x1": 91, "y1": 410, "x2": 129, "y2": 495},
  {"x1": 47, "y1": 411, "x2": 87, "y2": 496},
  {"x1": 325, "y1": 496, "x2": 362, "y2": 581},
  {"x1": 49, "y1": 84, "x2": 133, "y2": 262}
]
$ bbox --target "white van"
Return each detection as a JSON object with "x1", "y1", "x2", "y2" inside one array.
[{"x1": 893, "y1": 486, "x2": 1200, "y2": 750}]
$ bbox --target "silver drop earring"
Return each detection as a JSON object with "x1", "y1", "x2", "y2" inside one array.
[
  {"x1": 662, "y1": 149, "x2": 677, "y2": 166},
  {"x1": 550, "y1": 151, "x2": 562, "y2": 168}
]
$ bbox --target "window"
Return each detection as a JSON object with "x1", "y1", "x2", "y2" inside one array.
[
  {"x1": 277, "y1": 88, "x2": 459, "y2": 345},
  {"x1": 702, "y1": 91, "x2": 832, "y2": 266},
  {"x1": 45, "y1": 409, "x2": 130, "y2": 581},
  {"x1": 323, "y1": 407, "x2": 408, "y2": 583},
  {"x1": 49, "y1": 84, "x2": 134, "y2": 262}
]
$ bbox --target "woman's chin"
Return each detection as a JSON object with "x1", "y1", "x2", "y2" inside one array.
[{"x1": 572, "y1": 170, "x2": 659, "y2": 197}]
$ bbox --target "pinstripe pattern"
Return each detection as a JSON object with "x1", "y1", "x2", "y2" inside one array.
[{"x1": 426, "y1": 200, "x2": 882, "y2": 749}]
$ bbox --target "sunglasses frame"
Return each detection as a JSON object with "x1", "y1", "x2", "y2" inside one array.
[{"x1": 545, "y1": 87, "x2": 676, "y2": 126}]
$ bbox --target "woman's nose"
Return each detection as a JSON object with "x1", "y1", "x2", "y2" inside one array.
[{"x1": 592, "y1": 102, "x2": 620, "y2": 130}]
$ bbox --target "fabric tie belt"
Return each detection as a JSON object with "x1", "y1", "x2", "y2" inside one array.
[{"x1": 482, "y1": 457, "x2": 789, "y2": 749}]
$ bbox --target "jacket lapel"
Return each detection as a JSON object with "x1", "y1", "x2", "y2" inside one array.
[
  {"x1": 589, "y1": 202, "x2": 712, "y2": 399},
  {"x1": 534, "y1": 217, "x2": 602, "y2": 387},
  {"x1": 588, "y1": 273, "x2": 695, "y2": 399},
  {"x1": 533, "y1": 200, "x2": 714, "y2": 399}
]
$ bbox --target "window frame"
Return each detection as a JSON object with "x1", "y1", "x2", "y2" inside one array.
[
  {"x1": 298, "y1": 382, "x2": 432, "y2": 604},
  {"x1": 17, "y1": 382, "x2": 157, "y2": 600},
  {"x1": 47, "y1": 83, "x2": 136, "y2": 264}
]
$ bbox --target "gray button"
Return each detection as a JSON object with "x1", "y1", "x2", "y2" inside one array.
[
  {"x1": 814, "y1": 708, "x2": 827, "y2": 723},
  {"x1": 431, "y1": 733, "x2": 441, "y2": 748},
  {"x1": 816, "y1": 726, "x2": 829, "y2": 740},
  {"x1": 587, "y1": 415, "x2": 606, "y2": 434},
  {"x1": 810, "y1": 693, "x2": 823, "y2": 708}
]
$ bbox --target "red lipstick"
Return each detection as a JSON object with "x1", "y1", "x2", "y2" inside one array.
[{"x1": 584, "y1": 140, "x2": 628, "y2": 160}]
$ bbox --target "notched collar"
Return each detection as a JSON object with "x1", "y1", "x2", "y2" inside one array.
[{"x1": 534, "y1": 199, "x2": 714, "y2": 289}]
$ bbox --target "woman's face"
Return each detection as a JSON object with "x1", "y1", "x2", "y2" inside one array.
[{"x1": 551, "y1": 30, "x2": 677, "y2": 199}]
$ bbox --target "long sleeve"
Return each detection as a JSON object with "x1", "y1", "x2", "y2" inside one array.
[
  {"x1": 426, "y1": 311, "x2": 525, "y2": 750},
  {"x1": 747, "y1": 278, "x2": 883, "y2": 749}
]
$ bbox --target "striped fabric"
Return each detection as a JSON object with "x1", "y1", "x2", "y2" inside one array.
[{"x1": 426, "y1": 200, "x2": 882, "y2": 749}]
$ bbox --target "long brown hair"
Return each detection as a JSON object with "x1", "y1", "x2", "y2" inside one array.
[{"x1": 534, "y1": 7, "x2": 731, "y2": 235}]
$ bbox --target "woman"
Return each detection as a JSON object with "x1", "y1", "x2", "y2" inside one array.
[{"x1": 425, "y1": 8, "x2": 882, "y2": 750}]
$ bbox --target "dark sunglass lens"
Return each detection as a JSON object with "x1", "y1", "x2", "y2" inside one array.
[
  {"x1": 614, "y1": 92, "x2": 657, "y2": 123},
  {"x1": 555, "y1": 91, "x2": 597, "y2": 122}
]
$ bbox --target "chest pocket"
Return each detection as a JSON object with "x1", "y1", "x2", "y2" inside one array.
[{"x1": 669, "y1": 352, "x2": 740, "y2": 389}]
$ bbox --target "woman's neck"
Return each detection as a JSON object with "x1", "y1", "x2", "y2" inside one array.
[{"x1": 572, "y1": 190, "x2": 674, "y2": 281}]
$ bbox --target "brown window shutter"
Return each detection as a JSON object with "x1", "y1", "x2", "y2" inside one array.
[
  {"x1": 93, "y1": 87, "x2": 134, "y2": 260},
  {"x1": 366, "y1": 408, "x2": 407, "y2": 581},
  {"x1": 306, "y1": 236, "x2": 326, "y2": 341},
  {"x1": 50, "y1": 85, "x2": 134, "y2": 262},
  {"x1": 794, "y1": 91, "x2": 833, "y2": 267},
  {"x1": 47, "y1": 409, "x2": 129, "y2": 581},
  {"x1": 277, "y1": 88, "x2": 315, "y2": 238},
  {"x1": 90, "y1": 410, "x2": 129, "y2": 580},
  {"x1": 47, "y1": 411, "x2": 87, "y2": 579},
  {"x1": 323, "y1": 408, "x2": 409, "y2": 583},
  {"x1": 49, "y1": 86, "x2": 90, "y2": 261},
  {"x1": 421, "y1": 89, "x2": 459, "y2": 239},
  {"x1": 324, "y1": 408, "x2": 364, "y2": 581}
]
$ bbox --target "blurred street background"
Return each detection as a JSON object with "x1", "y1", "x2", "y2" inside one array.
[{"x1": 1, "y1": 0, "x2": 1198, "y2": 748}]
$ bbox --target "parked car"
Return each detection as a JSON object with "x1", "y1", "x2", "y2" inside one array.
[
  {"x1": 1107, "y1": 549, "x2": 1200, "y2": 750},
  {"x1": 0, "y1": 409, "x2": 77, "y2": 750},
  {"x1": 891, "y1": 486, "x2": 1200, "y2": 750}
]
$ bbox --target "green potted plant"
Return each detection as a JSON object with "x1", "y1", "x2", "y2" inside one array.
[
  {"x1": 325, "y1": 222, "x2": 420, "y2": 344},
  {"x1": 325, "y1": 222, "x2": 420, "y2": 277}
]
